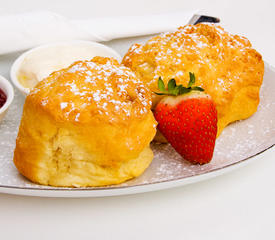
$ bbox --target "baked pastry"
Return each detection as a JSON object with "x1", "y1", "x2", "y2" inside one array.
[
  {"x1": 14, "y1": 57, "x2": 156, "y2": 187},
  {"x1": 122, "y1": 23, "x2": 264, "y2": 136}
]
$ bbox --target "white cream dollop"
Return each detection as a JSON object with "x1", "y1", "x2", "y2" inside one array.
[{"x1": 16, "y1": 42, "x2": 121, "y2": 89}]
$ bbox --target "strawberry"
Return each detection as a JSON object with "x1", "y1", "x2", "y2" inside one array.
[{"x1": 154, "y1": 73, "x2": 217, "y2": 164}]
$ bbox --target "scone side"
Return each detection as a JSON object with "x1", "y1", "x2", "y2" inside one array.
[
  {"x1": 13, "y1": 97, "x2": 58, "y2": 185},
  {"x1": 14, "y1": 90, "x2": 157, "y2": 187},
  {"x1": 47, "y1": 146, "x2": 154, "y2": 187}
]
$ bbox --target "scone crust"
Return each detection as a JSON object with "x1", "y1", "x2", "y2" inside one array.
[
  {"x1": 122, "y1": 23, "x2": 264, "y2": 136},
  {"x1": 14, "y1": 57, "x2": 156, "y2": 187}
]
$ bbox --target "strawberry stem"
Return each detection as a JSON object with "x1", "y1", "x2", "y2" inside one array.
[{"x1": 154, "y1": 73, "x2": 204, "y2": 96}]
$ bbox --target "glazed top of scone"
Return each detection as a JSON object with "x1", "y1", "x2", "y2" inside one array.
[
  {"x1": 28, "y1": 57, "x2": 152, "y2": 124},
  {"x1": 122, "y1": 23, "x2": 264, "y2": 110}
]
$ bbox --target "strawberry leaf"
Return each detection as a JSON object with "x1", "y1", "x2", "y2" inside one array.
[
  {"x1": 192, "y1": 86, "x2": 204, "y2": 92},
  {"x1": 188, "y1": 72, "x2": 195, "y2": 88},
  {"x1": 172, "y1": 86, "x2": 180, "y2": 96},
  {"x1": 158, "y1": 77, "x2": 165, "y2": 92},
  {"x1": 153, "y1": 92, "x2": 167, "y2": 95},
  {"x1": 179, "y1": 86, "x2": 191, "y2": 95},
  {"x1": 168, "y1": 79, "x2": 176, "y2": 93}
]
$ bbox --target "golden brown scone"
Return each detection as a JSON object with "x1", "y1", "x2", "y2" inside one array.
[
  {"x1": 14, "y1": 57, "x2": 157, "y2": 187},
  {"x1": 122, "y1": 23, "x2": 264, "y2": 136}
]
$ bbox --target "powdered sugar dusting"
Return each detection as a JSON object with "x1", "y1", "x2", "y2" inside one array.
[
  {"x1": 124, "y1": 23, "x2": 254, "y2": 95},
  {"x1": 31, "y1": 58, "x2": 151, "y2": 122},
  {"x1": 60, "y1": 102, "x2": 68, "y2": 110}
]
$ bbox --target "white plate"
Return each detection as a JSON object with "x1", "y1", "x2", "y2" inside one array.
[{"x1": 0, "y1": 37, "x2": 274, "y2": 198}]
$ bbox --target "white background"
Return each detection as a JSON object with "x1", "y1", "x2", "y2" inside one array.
[{"x1": 0, "y1": 0, "x2": 275, "y2": 239}]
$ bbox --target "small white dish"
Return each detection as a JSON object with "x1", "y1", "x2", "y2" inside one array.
[
  {"x1": 0, "y1": 75, "x2": 14, "y2": 122},
  {"x1": 10, "y1": 40, "x2": 122, "y2": 96}
]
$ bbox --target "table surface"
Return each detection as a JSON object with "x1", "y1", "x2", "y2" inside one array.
[{"x1": 0, "y1": 0, "x2": 274, "y2": 239}]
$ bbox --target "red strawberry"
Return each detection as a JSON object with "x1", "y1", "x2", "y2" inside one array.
[{"x1": 154, "y1": 73, "x2": 217, "y2": 164}]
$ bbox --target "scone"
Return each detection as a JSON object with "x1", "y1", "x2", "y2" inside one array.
[
  {"x1": 122, "y1": 23, "x2": 264, "y2": 136},
  {"x1": 14, "y1": 57, "x2": 157, "y2": 187}
]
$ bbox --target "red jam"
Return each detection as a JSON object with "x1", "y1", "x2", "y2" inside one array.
[{"x1": 0, "y1": 88, "x2": 7, "y2": 108}]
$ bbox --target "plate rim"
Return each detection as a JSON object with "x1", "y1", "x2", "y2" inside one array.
[{"x1": 0, "y1": 144, "x2": 273, "y2": 197}]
